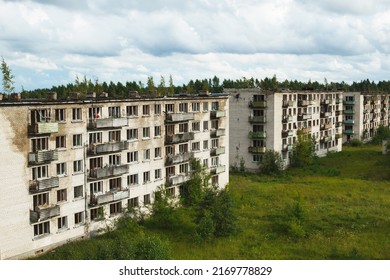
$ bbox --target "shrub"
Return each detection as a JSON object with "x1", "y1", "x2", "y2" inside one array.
[{"x1": 259, "y1": 149, "x2": 284, "y2": 174}]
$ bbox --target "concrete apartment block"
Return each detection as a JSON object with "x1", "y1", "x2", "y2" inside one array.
[
  {"x1": 0, "y1": 93, "x2": 229, "y2": 259},
  {"x1": 227, "y1": 88, "x2": 343, "y2": 171}
]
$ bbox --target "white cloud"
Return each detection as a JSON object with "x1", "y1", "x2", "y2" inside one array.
[{"x1": 1, "y1": 0, "x2": 390, "y2": 90}]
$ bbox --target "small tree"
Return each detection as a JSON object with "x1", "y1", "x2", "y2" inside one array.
[
  {"x1": 291, "y1": 130, "x2": 316, "y2": 167},
  {"x1": 1, "y1": 57, "x2": 15, "y2": 95},
  {"x1": 259, "y1": 149, "x2": 284, "y2": 174}
]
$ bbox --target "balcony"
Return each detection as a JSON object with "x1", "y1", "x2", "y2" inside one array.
[
  {"x1": 89, "y1": 189, "x2": 130, "y2": 206},
  {"x1": 301, "y1": 127, "x2": 312, "y2": 134},
  {"x1": 165, "y1": 132, "x2": 195, "y2": 144},
  {"x1": 210, "y1": 165, "x2": 226, "y2": 175},
  {"x1": 30, "y1": 205, "x2": 60, "y2": 223},
  {"x1": 87, "y1": 118, "x2": 128, "y2": 130},
  {"x1": 343, "y1": 130, "x2": 354, "y2": 135},
  {"x1": 165, "y1": 112, "x2": 194, "y2": 123},
  {"x1": 282, "y1": 100, "x2": 294, "y2": 107},
  {"x1": 29, "y1": 177, "x2": 59, "y2": 193},
  {"x1": 249, "y1": 100, "x2": 267, "y2": 108},
  {"x1": 88, "y1": 141, "x2": 128, "y2": 155},
  {"x1": 166, "y1": 174, "x2": 190, "y2": 186},
  {"x1": 320, "y1": 112, "x2": 332, "y2": 118},
  {"x1": 321, "y1": 99, "x2": 333, "y2": 105},
  {"x1": 335, "y1": 134, "x2": 342, "y2": 139},
  {"x1": 320, "y1": 123, "x2": 333, "y2": 130},
  {"x1": 210, "y1": 147, "x2": 225, "y2": 156},
  {"x1": 282, "y1": 115, "x2": 293, "y2": 123},
  {"x1": 249, "y1": 131, "x2": 267, "y2": 139},
  {"x1": 344, "y1": 109, "x2": 355, "y2": 114},
  {"x1": 28, "y1": 150, "x2": 58, "y2": 165},
  {"x1": 210, "y1": 129, "x2": 225, "y2": 138},
  {"x1": 282, "y1": 130, "x2": 293, "y2": 138},
  {"x1": 344, "y1": 100, "x2": 355, "y2": 105},
  {"x1": 165, "y1": 152, "x2": 193, "y2": 166},
  {"x1": 249, "y1": 116, "x2": 267, "y2": 123},
  {"x1": 248, "y1": 146, "x2": 266, "y2": 153},
  {"x1": 336, "y1": 98, "x2": 343, "y2": 104},
  {"x1": 298, "y1": 113, "x2": 312, "y2": 121},
  {"x1": 298, "y1": 100, "x2": 309, "y2": 107},
  {"x1": 343, "y1": 119, "x2": 355, "y2": 125},
  {"x1": 88, "y1": 165, "x2": 128, "y2": 180},
  {"x1": 210, "y1": 110, "x2": 226, "y2": 119},
  {"x1": 282, "y1": 144, "x2": 293, "y2": 152},
  {"x1": 320, "y1": 136, "x2": 332, "y2": 143},
  {"x1": 28, "y1": 122, "x2": 58, "y2": 135}
]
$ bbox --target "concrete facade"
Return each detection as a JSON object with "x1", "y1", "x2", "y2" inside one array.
[
  {"x1": 342, "y1": 92, "x2": 390, "y2": 142},
  {"x1": 0, "y1": 93, "x2": 229, "y2": 259},
  {"x1": 227, "y1": 89, "x2": 343, "y2": 171}
]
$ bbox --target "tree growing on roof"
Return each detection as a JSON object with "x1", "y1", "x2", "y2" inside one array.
[{"x1": 1, "y1": 57, "x2": 15, "y2": 95}]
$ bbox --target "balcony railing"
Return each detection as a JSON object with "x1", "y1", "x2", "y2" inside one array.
[
  {"x1": 321, "y1": 99, "x2": 333, "y2": 105},
  {"x1": 343, "y1": 119, "x2": 355, "y2": 124},
  {"x1": 30, "y1": 205, "x2": 60, "y2": 223},
  {"x1": 210, "y1": 110, "x2": 226, "y2": 119},
  {"x1": 248, "y1": 146, "x2": 266, "y2": 153},
  {"x1": 301, "y1": 127, "x2": 312, "y2": 134},
  {"x1": 249, "y1": 100, "x2": 267, "y2": 108},
  {"x1": 89, "y1": 189, "x2": 130, "y2": 206},
  {"x1": 320, "y1": 123, "x2": 333, "y2": 130},
  {"x1": 210, "y1": 147, "x2": 225, "y2": 156},
  {"x1": 282, "y1": 144, "x2": 293, "y2": 152},
  {"x1": 298, "y1": 100, "x2": 309, "y2": 107},
  {"x1": 282, "y1": 100, "x2": 293, "y2": 107},
  {"x1": 335, "y1": 134, "x2": 342, "y2": 139},
  {"x1": 344, "y1": 109, "x2": 355, "y2": 114},
  {"x1": 88, "y1": 141, "x2": 128, "y2": 155},
  {"x1": 165, "y1": 113, "x2": 194, "y2": 122},
  {"x1": 344, "y1": 100, "x2": 355, "y2": 105},
  {"x1": 210, "y1": 129, "x2": 225, "y2": 138},
  {"x1": 282, "y1": 115, "x2": 293, "y2": 123},
  {"x1": 166, "y1": 174, "x2": 190, "y2": 186},
  {"x1": 336, "y1": 98, "x2": 343, "y2": 104},
  {"x1": 165, "y1": 152, "x2": 193, "y2": 166},
  {"x1": 28, "y1": 150, "x2": 58, "y2": 165},
  {"x1": 165, "y1": 132, "x2": 195, "y2": 144},
  {"x1": 210, "y1": 165, "x2": 226, "y2": 174},
  {"x1": 249, "y1": 116, "x2": 267, "y2": 123},
  {"x1": 29, "y1": 177, "x2": 59, "y2": 193},
  {"x1": 320, "y1": 112, "x2": 332, "y2": 118},
  {"x1": 87, "y1": 118, "x2": 128, "y2": 129},
  {"x1": 343, "y1": 130, "x2": 354, "y2": 134},
  {"x1": 28, "y1": 122, "x2": 59, "y2": 135},
  {"x1": 320, "y1": 136, "x2": 332, "y2": 143},
  {"x1": 298, "y1": 114, "x2": 312, "y2": 121},
  {"x1": 282, "y1": 130, "x2": 293, "y2": 138},
  {"x1": 249, "y1": 131, "x2": 267, "y2": 139},
  {"x1": 88, "y1": 165, "x2": 128, "y2": 180}
]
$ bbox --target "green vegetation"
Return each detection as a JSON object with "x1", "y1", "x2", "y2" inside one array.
[
  {"x1": 34, "y1": 145, "x2": 390, "y2": 260},
  {"x1": 1, "y1": 57, "x2": 15, "y2": 95},
  {"x1": 259, "y1": 149, "x2": 284, "y2": 174}
]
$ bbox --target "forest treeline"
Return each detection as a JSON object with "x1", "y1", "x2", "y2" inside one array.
[{"x1": 18, "y1": 75, "x2": 390, "y2": 100}]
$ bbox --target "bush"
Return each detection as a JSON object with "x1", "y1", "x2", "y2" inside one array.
[
  {"x1": 259, "y1": 150, "x2": 284, "y2": 174},
  {"x1": 349, "y1": 138, "x2": 362, "y2": 147}
]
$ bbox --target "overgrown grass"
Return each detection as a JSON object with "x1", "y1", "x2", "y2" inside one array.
[{"x1": 35, "y1": 145, "x2": 390, "y2": 260}]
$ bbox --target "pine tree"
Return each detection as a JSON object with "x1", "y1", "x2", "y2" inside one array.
[{"x1": 1, "y1": 57, "x2": 15, "y2": 95}]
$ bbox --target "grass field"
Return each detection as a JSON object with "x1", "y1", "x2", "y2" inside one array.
[
  {"x1": 36, "y1": 145, "x2": 390, "y2": 260},
  {"x1": 154, "y1": 145, "x2": 390, "y2": 259}
]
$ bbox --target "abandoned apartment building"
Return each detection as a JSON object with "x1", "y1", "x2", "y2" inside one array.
[{"x1": 0, "y1": 92, "x2": 229, "y2": 259}]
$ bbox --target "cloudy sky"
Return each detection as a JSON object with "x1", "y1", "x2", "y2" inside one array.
[{"x1": 1, "y1": 0, "x2": 390, "y2": 91}]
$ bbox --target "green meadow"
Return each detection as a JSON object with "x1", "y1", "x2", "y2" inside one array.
[{"x1": 36, "y1": 145, "x2": 390, "y2": 260}]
